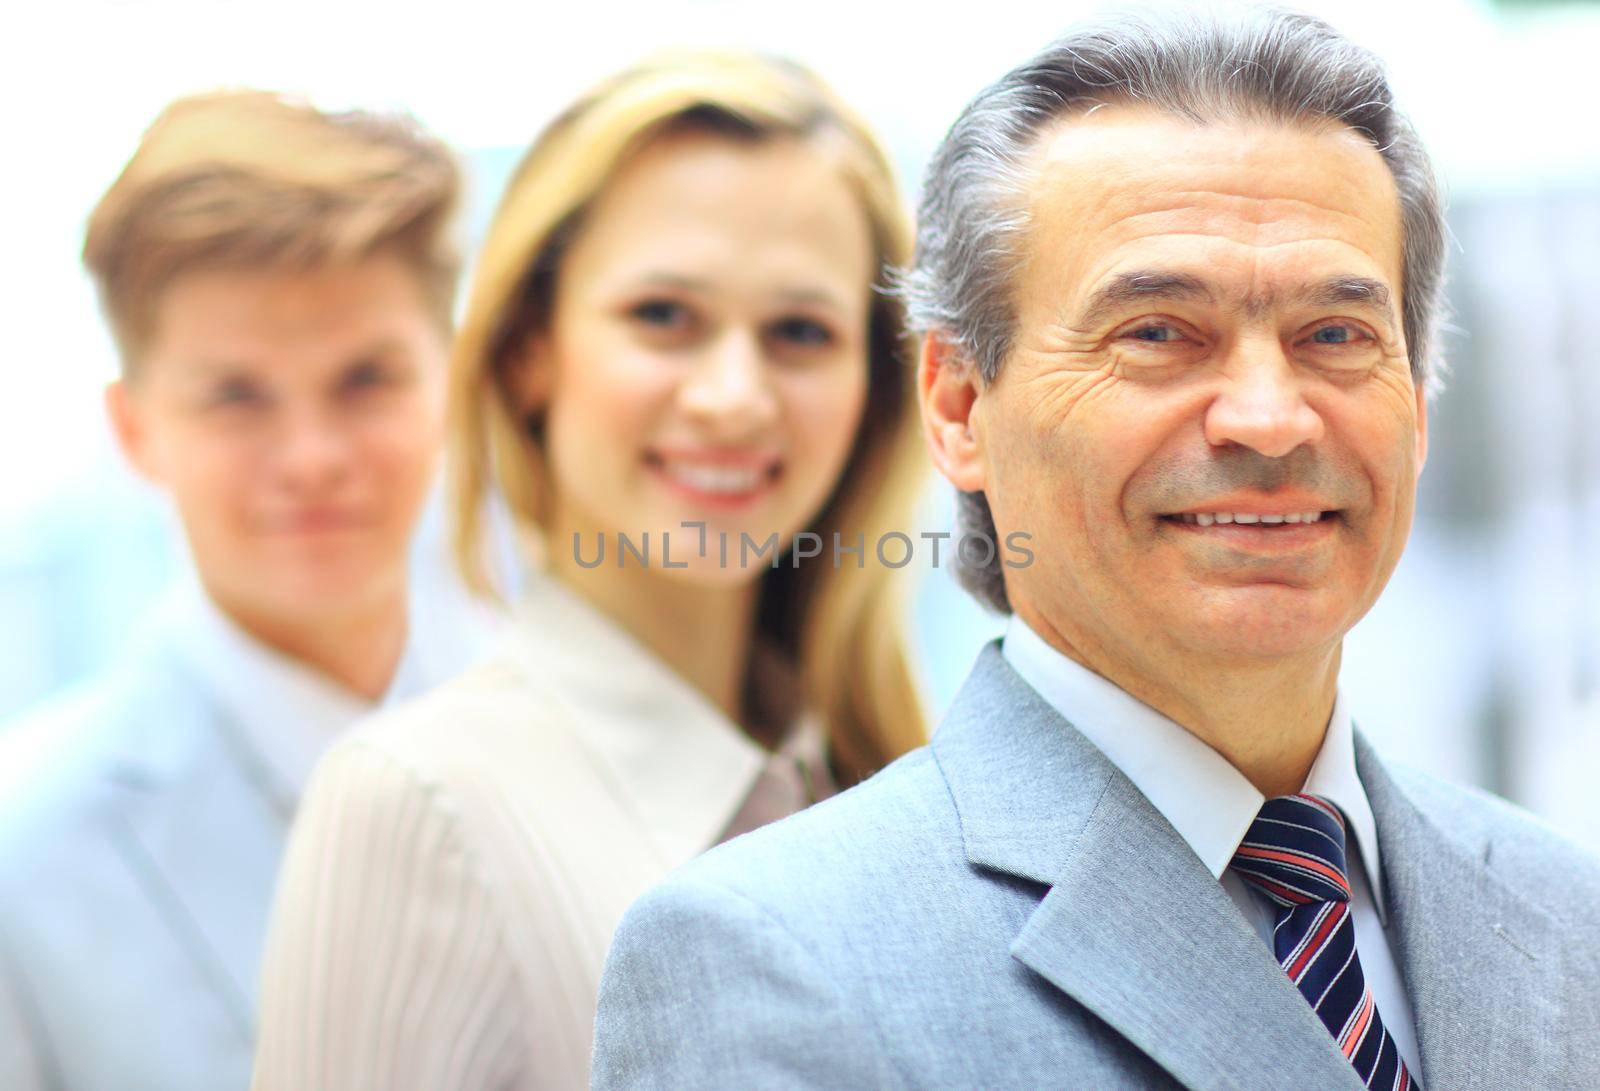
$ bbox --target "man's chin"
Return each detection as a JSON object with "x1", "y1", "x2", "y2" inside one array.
[
  {"x1": 1162, "y1": 587, "x2": 1350, "y2": 662},
  {"x1": 234, "y1": 563, "x2": 401, "y2": 622}
]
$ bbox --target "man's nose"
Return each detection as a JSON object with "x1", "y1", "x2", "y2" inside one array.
[
  {"x1": 1203, "y1": 338, "x2": 1325, "y2": 458},
  {"x1": 275, "y1": 407, "x2": 353, "y2": 489},
  {"x1": 678, "y1": 330, "x2": 780, "y2": 440}
]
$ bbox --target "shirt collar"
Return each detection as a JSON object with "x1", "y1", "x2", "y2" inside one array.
[
  {"x1": 1302, "y1": 694, "x2": 1387, "y2": 917},
  {"x1": 1000, "y1": 613, "x2": 1386, "y2": 918},
  {"x1": 496, "y1": 565, "x2": 794, "y2": 868},
  {"x1": 160, "y1": 582, "x2": 397, "y2": 806}
]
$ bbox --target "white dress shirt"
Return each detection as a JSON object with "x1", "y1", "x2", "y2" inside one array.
[
  {"x1": 1002, "y1": 614, "x2": 1423, "y2": 1080},
  {"x1": 171, "y1": 586, "x2": 386, "y2": 806},
  {"x1": 253, "y1": 566, "x2": 834, "y2": 1090},
  {"x1": 166, "y1": 578, "x2": 499, "y2": 808}
]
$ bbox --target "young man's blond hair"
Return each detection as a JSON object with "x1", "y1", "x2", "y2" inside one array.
[{"x1": 84, "y1": 89, "x2": 462, "y2": 372}]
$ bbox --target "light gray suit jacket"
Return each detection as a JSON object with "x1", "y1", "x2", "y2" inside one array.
[
  {"x1": 0, "y1": 638, "x2": 287, "y2": 1091},
  {"x1": 593, "y1": 643, "x2": 1600, "y2": 1090},
  {"x1": 0, "y1": 586, "x2": 489, "y2": 1091}
]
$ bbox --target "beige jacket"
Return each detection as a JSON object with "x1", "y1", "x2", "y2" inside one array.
[{"x1": 252, "y1": 571, "x2": 831, "y2": 1090}]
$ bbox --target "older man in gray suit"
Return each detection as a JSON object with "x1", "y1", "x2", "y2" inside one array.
[{"x1": 593, "y1": 10, "x2": 1600, "y2": 1090}]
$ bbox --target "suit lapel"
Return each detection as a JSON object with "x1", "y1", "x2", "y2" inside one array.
[
  {"x1": 1357, "y1": 736, "x2": 1569, "y2": 1088},
  {"x1": 935, "y1": 645, "x2": 1366, "y2": 1091},
  {"x1": 1015, "y1": 780, "x2": 1368, "y2": 1091},
  {"x1": 104, "y1": 665, "x2": 290, "y2": 1040}
]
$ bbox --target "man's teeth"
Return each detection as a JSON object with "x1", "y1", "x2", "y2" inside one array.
[
  {"x1": 663, "y1": 462, "x2": 769, "y2": 494},
  {"x1": 1176, "y1": 511, "x2": 1324, "y2": 526}
]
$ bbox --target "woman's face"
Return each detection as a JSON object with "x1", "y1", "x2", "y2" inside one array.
[{"x1": 521, "y1": 129, "x2": 876, "y2": 585}]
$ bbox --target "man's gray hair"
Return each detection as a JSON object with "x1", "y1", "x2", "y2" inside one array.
[{"x1": 901, "y1": 8, "x2": 1447, "y2": 614}]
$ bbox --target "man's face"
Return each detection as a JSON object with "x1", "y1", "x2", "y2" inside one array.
[
  {"x1": 110, "y1": 256, "x2": 448, "y2": 631},
  {"x1": 955, "y1": 105, "x2": 1425, "y2": 672}
]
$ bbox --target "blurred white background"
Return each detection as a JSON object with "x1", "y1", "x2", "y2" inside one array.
[{"x1": 3, "y1": 0, "x2": 1598, "y2": 848}]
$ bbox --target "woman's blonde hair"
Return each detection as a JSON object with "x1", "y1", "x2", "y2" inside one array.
[{"x1": 449, "y1": 51, "x2": 928, "y2": 783}]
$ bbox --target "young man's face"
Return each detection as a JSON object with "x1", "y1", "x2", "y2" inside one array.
[{"x1": 110, "y1": 255, "x2": 448, "y2": 633}]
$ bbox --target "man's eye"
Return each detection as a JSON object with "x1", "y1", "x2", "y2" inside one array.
[
  {"x1": 1126, "y1": 324, "x2": 1183, "y2": 343},
  {"x1": 1309, "y1": 325, "x2": 1360, "y2": 345},
  {"x1": 211, "y1": 379, "x2": 265, "y2": 407},
  {"x1": 768, "y1": 316, "x2": 834, "y2": 347}
]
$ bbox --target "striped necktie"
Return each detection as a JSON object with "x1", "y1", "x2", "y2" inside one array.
[{"x1": 1230, "y1": 793, "x2": 1420, "y2": 1090}]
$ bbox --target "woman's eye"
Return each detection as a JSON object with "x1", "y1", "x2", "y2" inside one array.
[
  {"x1": 341, "y1": 361, "x2": 393, "y2": 394},
  {"x1": 629, "y1": 300, "x2": 693, "y2": 330},
  {"x1": 768, "y1": 316, "x2": 835, "y2": 347}
]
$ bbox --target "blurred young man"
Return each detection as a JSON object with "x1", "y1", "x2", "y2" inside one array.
[{"x1": 0, "y1": 91, "x2": 489, "y2": 1091}]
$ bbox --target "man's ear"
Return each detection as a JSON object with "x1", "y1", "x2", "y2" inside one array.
[
  {"x1": 105, "y1": 379, "x2": 160, "y2": 483},
  {"x1": 918, "y1": 331, "x2": 987, "y2": 493},
  {"x1": 1413, "y1": 375, "x2": 1430, "y2": 475}
]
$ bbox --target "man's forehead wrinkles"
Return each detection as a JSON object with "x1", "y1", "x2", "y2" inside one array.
[
  {"x1": 1073, "y1": 265, "x2": 1399, "y2": 331},
  {"x1": 1034, "y1": 213, "x2": 1400, "y2": 292},
  {"x1": 1087, "y1": 199, "x2": 1392, "y2": 248},
  {"x1": 1034, "y1": 132, "x2": 1393, "y2": 214},
  {"x1": 1067, "y1": 229, "x2": 1396, "y2": 281}
]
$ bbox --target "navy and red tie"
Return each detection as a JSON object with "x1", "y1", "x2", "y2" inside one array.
[{"x1": 1230, "y1": 793, "x2": 1420, "y2": 1090}]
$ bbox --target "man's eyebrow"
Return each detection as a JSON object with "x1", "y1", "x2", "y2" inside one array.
[
  {"x1": 182, "y1": 359, "x2": 257, "y2": 381},
  {"x1": 1075, "y1": 270, "x2": 1399, "y2": 333},
  {"x1": 1077, "y1": 271, "x2": 1214, "y2": 329},
  {"x1": 1300, "y1": 277, "x2": 1396, "y2": 330}
]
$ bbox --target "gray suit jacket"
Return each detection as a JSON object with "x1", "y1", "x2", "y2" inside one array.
[{"x1": 593, "y1": 643, "x2": 1600, "y2": 1090}]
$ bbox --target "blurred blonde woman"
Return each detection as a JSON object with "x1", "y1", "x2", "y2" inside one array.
[{"x1": 253, "y1": 52, "x2": 927, "y2": 1089}]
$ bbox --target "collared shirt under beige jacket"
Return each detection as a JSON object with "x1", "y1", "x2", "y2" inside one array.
[{"x1": 251, "y1": 572, "x2": 833, "y2": 1090}]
